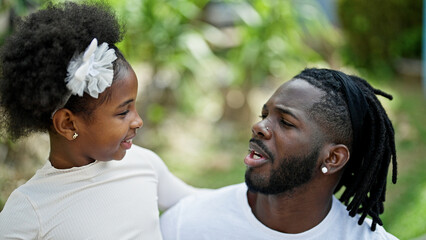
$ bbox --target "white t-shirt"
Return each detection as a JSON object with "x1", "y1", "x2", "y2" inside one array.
[
  {"x1": 0, "y1": 145, "x2": 196, "y2": 240},
  {"x1": 160, "y1": 183, "x2": 399, "y2": 240}
]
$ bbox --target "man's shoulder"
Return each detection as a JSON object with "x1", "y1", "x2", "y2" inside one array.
[
  {"x1": 179, "y1": 183, "x2": 245, "y2": 207},
  {"x1": 330, "y1": 197, "x2": 399, "y2": 240},
  {"x1": 160, "y1": 183, "x2": 249, "y2": 239},
  {"x1": 357, "y1": 218, "x2": 399, "y2": 240},
  {"x1": 163, "y1": 183, "x2": 246, "y2": 217}
]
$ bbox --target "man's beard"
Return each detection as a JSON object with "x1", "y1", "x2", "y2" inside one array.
[{"x1": 245, "y1": 144, "x2": 320, "y2": 195}]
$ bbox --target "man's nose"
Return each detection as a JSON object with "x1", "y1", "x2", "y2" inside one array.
[{"x1": 251, "y1": 120, "x2": 271, "y2": 139}]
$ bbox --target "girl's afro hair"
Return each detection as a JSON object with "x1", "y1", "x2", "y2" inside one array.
[{"x1": 0, "y1": 1, "x2": 124, "y2": 140}]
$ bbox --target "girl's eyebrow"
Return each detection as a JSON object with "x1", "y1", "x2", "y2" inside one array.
[{"x1": 117, "y1": 99, "x2": 134, "y2": 108}]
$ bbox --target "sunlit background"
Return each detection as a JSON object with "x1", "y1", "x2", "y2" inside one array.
[{"x1": 0, "y1": 0, "x2": 424, "y2": 239}]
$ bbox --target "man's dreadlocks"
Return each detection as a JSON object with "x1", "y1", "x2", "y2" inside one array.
[{"x1": 294, "y1": 68, "x2": 397, "y2": 231}]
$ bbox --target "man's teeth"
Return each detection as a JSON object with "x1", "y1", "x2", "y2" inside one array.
[
  {"x1": 124, "y1": 139, "x2": 132, "y2": 143},
  {"x1": 248, "y1": 149, "x2": 263, "y2": 159},
  {"x1": 253, "y1": 151, "x2": 262, "y2": 159}
]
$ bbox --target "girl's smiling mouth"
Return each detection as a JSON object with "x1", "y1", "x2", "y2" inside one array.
[{"x1": 121, "y1": 136, "x2": 134, "y2": 150}]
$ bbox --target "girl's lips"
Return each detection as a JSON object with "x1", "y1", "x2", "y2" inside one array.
[
  {"x1": 244, "y1": 150, "x2": 269, "y2": 168},
  {"x1": 121, "y1": 133, "x2": 136, "y2": 150},
  {"x1": 121, "y1": 139, "x2": 133, "y2": 150}
]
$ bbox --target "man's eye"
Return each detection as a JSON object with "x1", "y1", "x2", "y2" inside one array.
[
  {"x1": 259, "y1": 114, "x2": 267, "y2": 119},
  {"x1": 281, "y1": 119, "x2": 294, "y2": 127}
]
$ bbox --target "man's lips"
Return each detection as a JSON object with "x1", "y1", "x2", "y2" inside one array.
[{"x1": 244, "y1": 141, "x2": 270, "y2": 168}]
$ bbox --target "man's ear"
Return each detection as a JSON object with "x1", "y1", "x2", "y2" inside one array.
[
  {"x1": 52, "y1": 109, "x2": 79, "y2": 141},
  {"x1": 320, "y1": 144, "x2": 350, "y2": 175}
]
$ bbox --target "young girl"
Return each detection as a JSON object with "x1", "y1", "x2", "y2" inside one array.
[{"x1": 0, "y1": 2, "x2": 196, "y2": 239}]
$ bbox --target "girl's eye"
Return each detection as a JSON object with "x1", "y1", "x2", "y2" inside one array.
[
  {"x1": 259, "y1": 114, "x2": 267, "y2": 119},
  {"x1": 118, "y1": 110, "x2": 129, "y2": 116}
]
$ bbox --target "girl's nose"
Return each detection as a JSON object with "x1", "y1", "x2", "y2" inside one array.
[{"x1": 132, "y1": 112, "x2": 143, "y2": 129}]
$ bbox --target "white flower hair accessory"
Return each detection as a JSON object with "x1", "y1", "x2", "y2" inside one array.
[
  {"x1": 65, "y1": 38, "x2": 117, "y2": 98},
  {"x1": 51, "y1": 38, "x2": 117, "y2": 118}
]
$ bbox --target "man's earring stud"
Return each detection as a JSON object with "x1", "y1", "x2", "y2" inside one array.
[
  {"x1": 72, "y1": 132, "x2": 78, "y2": 140},
  {"x1": 321, "y1": 166, "x2": 328, "y2": 174}
]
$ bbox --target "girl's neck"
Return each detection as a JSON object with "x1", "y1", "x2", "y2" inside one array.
[
  {"x1": 48, "y1": 132, "x2": 94, "y2": 169},
  {"x1": 49, "y1": 154, "x2": 95, "y2": 169}
]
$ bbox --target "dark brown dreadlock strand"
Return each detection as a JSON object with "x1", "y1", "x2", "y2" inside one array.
[{"x1": 294, "y1": 68, "x2": 397, "y2": 231}]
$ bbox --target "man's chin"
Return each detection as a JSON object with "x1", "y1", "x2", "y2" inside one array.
[
  {"x1": 245, "y1": 171, "x2": 297, "y2": 195},
  {"x1": 245, "y1": 172, "x2": 273, "y2": 194}
]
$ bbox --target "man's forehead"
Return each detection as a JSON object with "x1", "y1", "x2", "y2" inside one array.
[{"x1": 270, "y1": 78, "x2": 323, "y2": 108}]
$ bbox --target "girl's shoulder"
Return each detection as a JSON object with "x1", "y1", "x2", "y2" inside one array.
[
  {"x1": 122, "y1": 145, "x2": 167, "y2": 170},
  {"x1": 0, "y1": 189, "x2": 39, "y2": 238},
  {"x1": 125, "y1": 145, "x2": 161, "y2": 162}
]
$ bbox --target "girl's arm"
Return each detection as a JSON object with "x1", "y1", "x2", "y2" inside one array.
[{"x1": 148, "y1": 151, "x2": 199, "y2": 211}]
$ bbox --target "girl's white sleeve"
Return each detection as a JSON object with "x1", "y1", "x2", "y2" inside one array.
[
  {"x1": 0, "y1": 190, "x2": 39, "y2": 239},
  {"x1": 147, "y1": 151, "x2": 198, "y2": 211}
]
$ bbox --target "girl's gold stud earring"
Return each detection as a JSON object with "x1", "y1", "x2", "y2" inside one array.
[{"x1": 72, "y1": 132, "x2": 79, "y2": 140}]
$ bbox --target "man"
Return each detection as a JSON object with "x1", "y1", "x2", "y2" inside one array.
[{"x1": 160, "y1": 68, "x2": 398, "y2": 239}]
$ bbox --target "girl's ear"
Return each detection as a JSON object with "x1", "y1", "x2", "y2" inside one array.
[
  {"x1": 52, "y1": 109, "x2": 78, "y2": 141},
  {"x1": 320, "y1": 144, "x2": 350, "y2": 175}
]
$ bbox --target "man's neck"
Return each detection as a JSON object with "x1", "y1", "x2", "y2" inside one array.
[{"x1": 247, "y1": 185, "x2": 333, "y2": 234}]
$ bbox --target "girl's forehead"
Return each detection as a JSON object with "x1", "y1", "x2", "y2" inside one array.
[
  {"x1": 110, "y1": 68, "x2": 137, "y2": 97},
  {"x1": 93, "y1": 67, "x2": 137, "y2": 107}
]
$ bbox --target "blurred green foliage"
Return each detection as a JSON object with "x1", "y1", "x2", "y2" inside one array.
[
  {"x1": 337, "y1": 0, "x2": 422, "y2": 71},
  {"x1": 107, "y1": 0, "x2": 338, "y2": 127},
  {"x1": 379, "y1": 81, "x2": 426, "y2": 239},
  {"x1": 0, "y1": 0, "x2": 40, "y2": 42}
]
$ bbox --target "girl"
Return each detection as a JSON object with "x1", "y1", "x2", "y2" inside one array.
[{"x1": 0, "y1": 2, "x2": 196, "y2": 239}]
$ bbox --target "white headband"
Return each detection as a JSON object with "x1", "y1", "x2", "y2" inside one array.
[{"x1": 52, "y1": 38, "x2": 117, "y2": 117}]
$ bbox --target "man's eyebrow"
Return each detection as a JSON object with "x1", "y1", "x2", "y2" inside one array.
[
  {"x1": 276, "y1": 107, "x2": 299, "y2": 120},
  {"x1": 117, "y1": 99, "x2": 134, "y2": 108}
]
